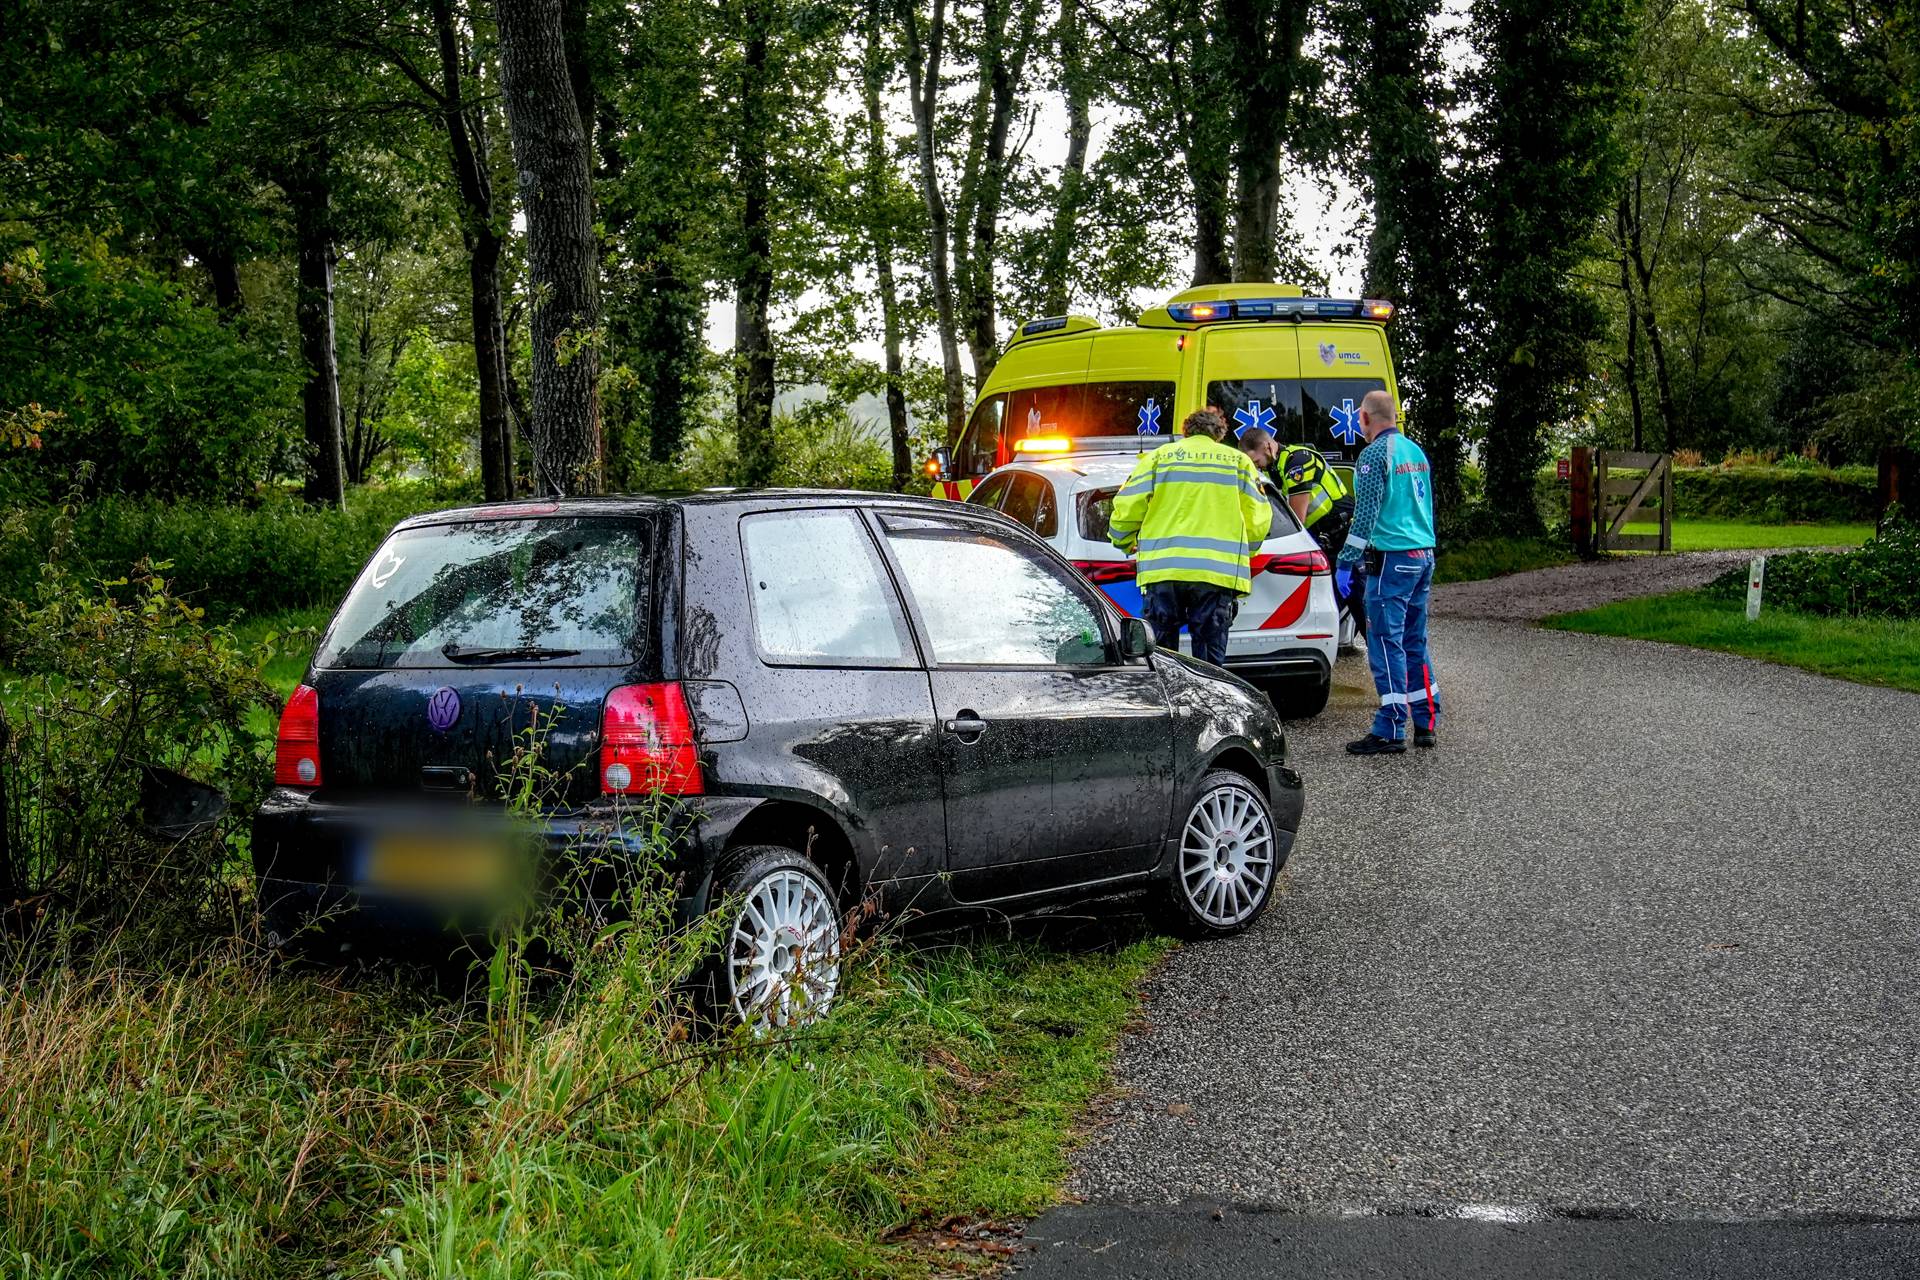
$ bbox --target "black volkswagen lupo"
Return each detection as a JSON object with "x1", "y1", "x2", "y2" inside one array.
[{"x1": 254, "y1": 491, "x2": 1303, "y2": 1026}]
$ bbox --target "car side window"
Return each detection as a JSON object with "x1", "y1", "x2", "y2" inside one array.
[
  {"x1": 957, "y1": 395, "x2": 1007, "y2": 476},
  {"x1": 740, "y1": 510, "x2": 914, "y2": 666},
  {"x1": 1000, "y1": 473, "x2": 1059, "y2": 538},
  {"x1": 967, "y1": 471, "x2": 1013, "y2": 512},
  {"x1": 882, "y1": 516, "x2": 1109, "y2": 667}
]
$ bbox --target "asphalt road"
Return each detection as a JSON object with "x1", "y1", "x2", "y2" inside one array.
[{"x1": 1019, "y1": 613, "x2": 1920, "y2": 1276}]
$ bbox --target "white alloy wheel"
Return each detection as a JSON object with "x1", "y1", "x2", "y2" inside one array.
[
  {"x1": 1177, "y1": 780, "x2": 1277, "y2": 930},
  {"x1": 726, "y1": 863, "x2": 842, "y2": 1031}
]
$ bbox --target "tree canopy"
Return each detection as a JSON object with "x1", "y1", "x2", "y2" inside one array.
[{"x1": 2, "y1": 0, "x2": 1912, "y2": 519}]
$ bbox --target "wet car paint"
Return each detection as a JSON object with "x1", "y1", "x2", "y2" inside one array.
[{"x1": 255, "y1": 490, "x2": 1303, "y2": 940}]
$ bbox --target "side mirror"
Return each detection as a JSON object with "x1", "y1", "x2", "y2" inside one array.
[
  {"x1": 924, "y1": 446, "x2": 955, "y2": 484},
  {"x1": 1119, "y1": 616, "x2": 1154, "y2": 659}
]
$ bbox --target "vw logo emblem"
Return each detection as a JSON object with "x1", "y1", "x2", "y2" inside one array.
[{"x1": 426, "y1": 687, "x2": 461, "y2": 732}]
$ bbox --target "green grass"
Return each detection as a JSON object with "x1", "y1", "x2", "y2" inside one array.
[
  {"x1": 1544, "y1": 588, "x2": 1920, "y2": 693},
  {"x1": 1435, "y1": 537, "x2": 1574, "y2": 584},
  {"x1": 230, "y1": 604, "x2": 332, "y2": 697},
  {"x1": 0, "y1": 927, "x2": 1170, "y2": 1279},
  {"x1": 1621, "y1": 520, "x2": 1874, "y2": 552}
]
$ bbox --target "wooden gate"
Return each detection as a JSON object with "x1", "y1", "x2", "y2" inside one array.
[{"x1": 1591, "y1": 450, "x2": 1672, "y2": 552}]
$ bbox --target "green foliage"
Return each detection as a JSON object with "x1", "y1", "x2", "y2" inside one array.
[
  {"x1": 1705, "y1": 513, "x2": 1920, "y2": 619},
  {"x1": 0, "y1": 487, "x2": 458, "y2": 624},
  {"x1": 0, "y1": 556, "x2": 280, "y2": 947},
  {"x1": 1470, "y1": 0, "x2": 1633, "y2": 530},
  {"x1": 1534, "y1": 463, "x2": 1879, "y2": 523},
  {"x1": 0, "y1": 238, "x2": 302, "y2": 500}
]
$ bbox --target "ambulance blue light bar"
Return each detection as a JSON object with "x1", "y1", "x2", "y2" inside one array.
[{"x1": 1164, "y1": 297, "x2": 1395, "y2": 324}]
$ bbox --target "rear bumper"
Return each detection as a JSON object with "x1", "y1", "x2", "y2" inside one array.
[
  {"x1": 1224, "y1": 646, "x2": 1332, "y2": 683},
  {"x1": 252, "y1": 789, "x2": 762, "y2": 937}
]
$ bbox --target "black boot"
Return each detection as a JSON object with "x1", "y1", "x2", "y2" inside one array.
[
  {"x1": 1414, "y1": 725, "x2": 1436, "y2": 749},
  {"x1": 1346, "y1": 733, "x2": 1406, "y2": 756}
]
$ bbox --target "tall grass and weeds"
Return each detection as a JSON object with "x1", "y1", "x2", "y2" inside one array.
[{"x1": 0, "y1": 554, "x2": 1168, "y2": 1278}]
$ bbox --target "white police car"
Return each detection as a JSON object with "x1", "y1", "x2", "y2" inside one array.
[{"x1": 966, "y1": 436, "x2": 1340, "y2": 717}]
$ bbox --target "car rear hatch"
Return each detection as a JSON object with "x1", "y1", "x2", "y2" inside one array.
[{"x1": 303, "y1": 511, "x2": 656, "y2": 807}]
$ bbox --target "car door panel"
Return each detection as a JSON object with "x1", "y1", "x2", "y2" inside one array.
[{"x1": 879, "y1": 511, "x2": 1176, "y2": 903}]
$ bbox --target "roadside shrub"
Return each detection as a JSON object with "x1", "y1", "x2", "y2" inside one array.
[
  {"x1": 1708, "y1": 511, "x2": 1920, "y2": 618},
  {"x1": 1536, "y1": 463, "x2": 1878, "y2": 524},
  {"x1": 0, "y1": 485, "x2": 457, "y2": 622},
  {"x1": 0, "y1": 555, "x2": 281, "y2": 949}
]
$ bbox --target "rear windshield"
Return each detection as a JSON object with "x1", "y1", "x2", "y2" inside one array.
[
  {"x1": 316, "y1": 517, "x2": 648, "y2": 669},
  {"x1": 958, "y1": 380, "x2": 1176, "y2": 474},
  {"x1": 1208, "y1": 377, "x2": 1388, "y2": 464},
  {"x1": 1078, "y1": 483, "x2": 1300, "y2": 544}
]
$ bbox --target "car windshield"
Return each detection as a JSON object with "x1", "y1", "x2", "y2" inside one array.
[
  {"x1": 317, "y1": 517, "x2": 647, "y2": 669},
  {"x1": 961, "y1": 380, "x2": 1177, "y2": 473}
]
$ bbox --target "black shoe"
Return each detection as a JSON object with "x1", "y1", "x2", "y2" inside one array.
[
  {"x1": 1346, "y1": 734, "x2": 1407, "y2": 756},
  {"x1": 1414, "y1": 726, "x2": 1436, "y2": 749}
]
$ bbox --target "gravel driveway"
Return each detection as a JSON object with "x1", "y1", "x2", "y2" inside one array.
[
  {"x1": 1060, "y1": 616, "x2": 1920, "y2": 1221},
  {"x1": 1434, "y1": 550, "x2": 1767, "y2": 622}
]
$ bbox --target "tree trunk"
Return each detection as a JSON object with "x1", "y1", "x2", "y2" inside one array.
[
  {"x1": 495, "y1": 0, "x2": 602, "y2": 496},
  {"x1": 734, "y1": 0, "x2": 777, "y2": 486},
  {"x1": 1615, "y1": 197, "x2": 1645, "y2": 452},
  {"x1": 432, "y1": 0, "x2": 515, "y2": 500},
  {"x1": 196, "y1": 244, "x2": 244, "y2": 317},
  {"x1": 288, "y1": 148, "x2": 346, "y2": 509},
  {"x1": 1225, "y1": 0, "x2": 1308, "y2": 282},
  {"x1": 956, "y1": 0, "x2": 1041, "y2": 386},
  {"x1": 1036, "y1": 0, "x2": 1090, "y2": 316},
  {"x1": 901, "y1": 0, "x2": 969, "y2": 443},
  {"x1": 1626, "y1": 177, "x2": 1678, "y2": 453},
  {"x1": 864, "y1": 0, "x2": 914, "y2": 490}
]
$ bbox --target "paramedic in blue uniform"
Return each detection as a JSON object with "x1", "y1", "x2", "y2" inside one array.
[{"x1": 1337, "y1": 390, "x2": 1440, "y2": 755}]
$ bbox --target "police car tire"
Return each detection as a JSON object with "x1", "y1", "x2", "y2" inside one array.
[
  {"x1": 697, "y1": 846, "x2": 843, "y2": 1034},
  {"x1": 1152, "y1": 770, "x2": 1280, "y2": 939},
  {"x1": 1274, "y1": 675, "x2": 1331, "y2": 719}
]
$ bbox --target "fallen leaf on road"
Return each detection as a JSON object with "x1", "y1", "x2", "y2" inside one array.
[{"x1": 1166, "y1": 1101, "x2": 1193, "y2": 1117}]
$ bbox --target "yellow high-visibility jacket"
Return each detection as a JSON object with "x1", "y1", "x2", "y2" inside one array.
[{"x1": 1107, "y1": 434, "x2": 1273, "y2": 594}]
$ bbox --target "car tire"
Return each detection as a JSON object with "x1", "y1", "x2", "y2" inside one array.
[
  {"x1": 1151, "y1": 770, "x2": 1281, "y2": 939},
  {"x1": 1268, "y1": 673, "x2": 1331, "y2": 719},
  {"x1": 702, "y1": 845, "x2": 843, "y2": 1033}
]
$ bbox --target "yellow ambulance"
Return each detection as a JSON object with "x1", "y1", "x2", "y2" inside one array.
[{"x1": 929, "y1": 283, "x2": 1400, "y2": 500}]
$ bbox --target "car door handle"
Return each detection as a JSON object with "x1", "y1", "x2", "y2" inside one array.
[{"x1": 943, "y1": 713, "x2": 989, "y2": 739}]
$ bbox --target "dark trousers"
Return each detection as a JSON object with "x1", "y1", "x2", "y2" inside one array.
[{"x1": 1143, "y1": 581, "x2": 1236, "y2": 667}]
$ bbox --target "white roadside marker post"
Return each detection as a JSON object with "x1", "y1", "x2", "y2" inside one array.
[{"x1": 1746, "y1": 555, "x2": 1766, "y2": 621}]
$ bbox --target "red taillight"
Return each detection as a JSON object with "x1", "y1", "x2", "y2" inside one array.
[
  {"x1": 600, "y1": 683, "x2": 704, "y2": 796},
  {"x1": 1259, "y1": 549, "x2": 1331, "y2": 576},
  {"x1": 1071, "y1": 559, "x2": 1138, "y2": 585},
  {"x1": 274, "y1": 684, "x2": 323, "y2": 787}
]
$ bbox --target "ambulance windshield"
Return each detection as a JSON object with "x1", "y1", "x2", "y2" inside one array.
[
  {"x1": 958, "y1": 380, "x2": 1177, "y2": 474},
  {"x1": 1209, "y1": 378, "x2": 1388, "y2": 464}
]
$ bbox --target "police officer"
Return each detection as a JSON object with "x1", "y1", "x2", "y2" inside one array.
[
  {"x1": 1337, "y1": 390, "x2": 1440, "y2": 755},
  {"x1": 1109, "y1": 407, "x2": 1272, "y2": 667},
  {"x1": 1238, "y1": 427, "x2": 1363, "y2": 631}
]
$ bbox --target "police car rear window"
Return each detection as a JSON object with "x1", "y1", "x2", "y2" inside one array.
[
  {"x1": 1080, "y1": 484, "x2": 1299, "y2": 544},
  {"x1": 1208, "y1": 378, "x2": 1387, "y2": 464}
]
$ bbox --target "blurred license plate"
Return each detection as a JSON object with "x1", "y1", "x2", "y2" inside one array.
[{"x1": 360, "y1": 836, "x2": 510, "y2": 896}]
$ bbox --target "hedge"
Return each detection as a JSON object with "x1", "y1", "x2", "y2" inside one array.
[
  {"x1": 0, "y1": 487, "x2": 459, "y2": 621},
  {"x1": 1536, "y1": 464, "x2": 1878, "y2": 524}
]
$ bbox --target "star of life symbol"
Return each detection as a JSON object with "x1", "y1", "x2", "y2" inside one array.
[
  {"x1": 1137, "y1": 397, "x2": 1163, "y2": 435},
  {"x1": 1328, "y1": 397, "x2": 1364, "y2": 446},
  {"x1": 1231, "y1": 399, "x2": 1275, "y2": 439}
]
